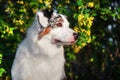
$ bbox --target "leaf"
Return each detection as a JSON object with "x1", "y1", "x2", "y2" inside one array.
[
  {"x1": 77, "y1": 0, "x2": 83, "y2": 6},
  {"x1": 73, "y1": 13, "x2": 78, "y2": 19},
  {"x1": 0, "y1": 68, "x2": 5, "y2": 77},
  {"x1": 0, "y1": 53, "x2": 2, "y2": 64}
]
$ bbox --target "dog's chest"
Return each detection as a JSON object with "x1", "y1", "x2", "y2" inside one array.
[
  {"x1": 30, "y1": 53, "x2": 65, "y2": 69},
  {"x1": 27, "y1": 53, "x2": 65, "y2": 80}
]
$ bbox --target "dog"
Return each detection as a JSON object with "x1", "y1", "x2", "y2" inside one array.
[{"x1": 11, "y1": 9, "x2": 78, "y2": 80}]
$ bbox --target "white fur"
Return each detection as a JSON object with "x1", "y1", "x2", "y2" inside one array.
[
  {"x1": 37, "y1": 11, "x2": 48, "y2": 27},
  {"x1": 11, "y1": 11, "x2": 76, "y2": 80}
]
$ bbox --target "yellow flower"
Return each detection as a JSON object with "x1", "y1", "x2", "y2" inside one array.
[
  {"x1": 5, "y1": 7, "x2": 10, "y2": 12},
  {"x1": 20, "y1": 28, "x2": 26, "y2": 33},
  {"x1": 87, "y1": 17, "x2": 94, "y2": 27},
  {"x1": 82, "y1": 42, "x2": 86, "y2": 47},
  {"x1": 78, "y1": 6, "x2": 81, "y2": 9},
  {"x1": 65, "y1": 0, "x2": 70, "y2": 4},
  {"x1": 17, "y1": 1, "x2": 24, "y2": 4},
  {"x1": 43, "y1": 0, "x2": 52, "y2": 8},
  {"x1": 8, "y1": 30, "x2": 13, "y2": 35},
  {"x1": 73, "y1": 45, "x2": 81, "y2": 53},
  {"x1": 78, "y1": 14, "x2": 84, "y2": 22},
  {"x1": 83, "y1": 21, "x2": 86, "y2": 26},
  {"x1": 48, "y1": 5, "x2": 51, "y2": 8},
  {"x1": 39, "y1": 0, "x2": 43, "y2": 3},
  {"x1": 19, "y1": 20, "x2": 24, "y2": 25},
  {"x1": 79, "y1": 22, "x2": 83, "y2": 26},
  {"x1": 26, "y1": 16, "x2": 29, "y2": 19},
  {"x1": 90, "y1": 17, "x2": 94, "y2": 20},
  {"x1": 58, "y1": 4, "x2": 62, "y2": 7},
  {"x1": 32, "y1": 8, "x2": 38, "y2": 13},
  {"x1": 10, "y1": 10, "x2": 14, "y2": 14},
  {"x1": 13, "y1": 19, "x2": 24, "y2": 25},
  {"x1": 74, "y1": 27, "x2": 79, "y2": 32},
  {"x1": 6, "y1": 26, "x2": 14, "y2": 35},
  {"x1": 81, "y1": 29, "x2": 86, "y2": 32},
  {"x1": 88, "y1": 2, "x2": 94, "y2": 8},
  {"x1": 6, "y1": 26, "x2": 9, "y2": 32},
  {"x1": 87, "y1": 37, "x2": 91, "y2": 43},
  {"x1": 86, "y1": 30, "x2": 91, "y2": 36},
  {"x1": 78, "y1": 14, "x2": 85, "y2": 26},
  {"x1": 44, "y1": 0, "x2": 52, "y2": 6},
  {"x1": 90, "y1": 58, "x2": 94, "y2": 62},
  {"x1": 23, "y1": 8, "x2": 26, "y2": 13},
  {"x1": 8, "y1": 1, "x2": 12, "y2": 5},
  {"x1": 44, "y1": 1, "x2": 49, "y2": 5}
]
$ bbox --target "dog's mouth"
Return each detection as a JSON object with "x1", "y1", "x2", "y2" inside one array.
[{"x1": 53, "y1": 39, "x2": 75, "y2": 45}]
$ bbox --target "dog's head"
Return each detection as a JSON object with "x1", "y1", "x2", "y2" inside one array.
[
  {"x1": 48, "y1": 13, "x2": 78, "y2": 45},
  {"x1": 27, "y1": 9, "x2": 78, "y2": 45}
]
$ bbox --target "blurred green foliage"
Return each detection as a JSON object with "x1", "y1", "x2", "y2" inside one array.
[{"x1": 0, "y1": 0, "x2": 120, "y2": 80}]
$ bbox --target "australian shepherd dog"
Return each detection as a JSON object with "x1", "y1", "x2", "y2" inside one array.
[{"x1": 11, "y1": 9, "x2": 78, "y2": 80}]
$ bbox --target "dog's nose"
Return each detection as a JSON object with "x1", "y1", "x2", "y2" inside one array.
[{"x1": 73, "y1": 33, "x2": 78, "y2": 40}]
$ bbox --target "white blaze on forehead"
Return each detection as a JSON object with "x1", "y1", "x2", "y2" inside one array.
[
  {"x1": 36, "y1": 11, "x2": 48, "y2": 27},
  {"x1": 60, "y1": 14, "x2": 70, "y2": 27}
]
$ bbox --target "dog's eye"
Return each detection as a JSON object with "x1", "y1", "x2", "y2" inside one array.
[
  {"x1": 56, "y1": 23, "x2": 62, "y2": 27},
  {"x1": 55, "y1": 17, "x2": 63, "y2": 27}
]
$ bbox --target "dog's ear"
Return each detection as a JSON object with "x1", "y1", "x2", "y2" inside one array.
[
  {"x1": 42, "y1": 9, "x2": 54, "y2": 19},
  {"x1": 36, "y1": 11, "x2": 49, "y2": 27}
]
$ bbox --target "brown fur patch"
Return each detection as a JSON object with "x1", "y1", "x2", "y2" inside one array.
[{"x1": 38, "y1": 27, "x2": 51, "y2": 40}]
